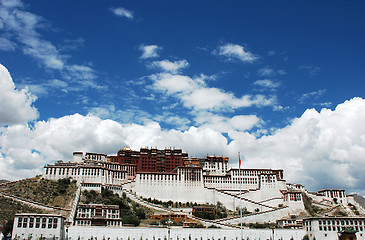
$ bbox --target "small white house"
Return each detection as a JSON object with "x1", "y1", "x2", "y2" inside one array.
[{"x1": 12, "y1": 213, "x2": 65, "y2": 240}]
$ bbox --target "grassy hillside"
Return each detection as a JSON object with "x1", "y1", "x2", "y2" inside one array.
[
  {"x1": 0, "y1": 176, "x2": 78, "y2": 209},
  {"x1": 0, "y1": 196, "x2": 45, "y2": 236},
  {"x1": 0, "y1": 196, "x2": 45, "y2": 226}
]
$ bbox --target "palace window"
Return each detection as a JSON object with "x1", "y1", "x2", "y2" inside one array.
[
  {"x1": 29, "y1": 218, "x2": 34, "y2": 228},
  {"x1": 23, "y1": 217, "x2": 28, "y2": 228},
  {"x1": 42, "y1": 218, "x2": 46, "y2": 228},
  {"x1": 35, "y1": 218, "x2": 40, "y2": 228}
]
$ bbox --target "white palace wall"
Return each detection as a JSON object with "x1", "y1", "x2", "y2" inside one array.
[
  {"x1": 43, "y1": 162, "x2": 127, "y2": 185},
  {"x1": 133, "y1": 172, "x2": 274, "y2": 212},
  {"x1": 220, "y1": 207, "x2": 291, "y2": 225},
  {"x1": 68, "y1": 226, "x2": 306, "y2": 240}
]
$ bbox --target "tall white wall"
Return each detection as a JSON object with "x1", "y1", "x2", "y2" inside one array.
[
  {"x1": 132, "y1": 174, "x2": 273, "y2": 212},
  {"x1": 68, "y1": 226, "x2": 306, "y2": 240}
]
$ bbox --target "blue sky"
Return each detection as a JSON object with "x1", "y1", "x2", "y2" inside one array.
[{"x1": 1, "y1": 0, "x2": 365, "y2": 194}]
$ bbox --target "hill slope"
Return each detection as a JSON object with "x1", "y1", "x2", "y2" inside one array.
[{"x1": 0, "y1": 176, "x2": 77, "y2": 209}]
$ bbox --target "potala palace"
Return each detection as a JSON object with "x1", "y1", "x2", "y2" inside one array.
[
  {"x1": 42, "y1": 148, "x2": 305, "y2": 214},
  {"x1": 7, "y1": 147, "x2": 365, "y2": 240}
]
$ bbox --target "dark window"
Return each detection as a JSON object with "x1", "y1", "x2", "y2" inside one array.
[
  {"x1": 23, "y1": 218, "x2": 28, "y2": 228},
  {"x1": 29, "y1": 218, "x2": 34, "y2": 228}
]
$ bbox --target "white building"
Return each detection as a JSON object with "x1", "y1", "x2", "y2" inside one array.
[
  {"x1": 303, "y1": 216, "x2": 365, "y2": 240},
  {"x1": 43, "y1": 160, "x2": 128, "y2": 185},
  {"x1": 132, "y1": 166, "x2": 300, "y2": 213},
  {"x1": 42, "y1": 150, "x2": 308, "y2": 219},
  {"x1": 75, "y1": 204, "x2": 122, "y2": 227},
  {"x1": 12, "y1": 213, "x2": 65, "y2": 240},
  {"x1": 318, "y1": 189, "x2": 347, "y2": 204}
]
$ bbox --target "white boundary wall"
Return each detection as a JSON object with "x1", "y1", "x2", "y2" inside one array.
[{"x1": 68, "y1": 226, "x2": 306, "y2": 240}]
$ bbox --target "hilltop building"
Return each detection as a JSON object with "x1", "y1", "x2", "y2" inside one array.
[
  {"x1": 9, "y1": 146, "x2": 365, "y2": 240},
  {"x1": 42, "y1": 148, "x2": 304, "y2": 214}
]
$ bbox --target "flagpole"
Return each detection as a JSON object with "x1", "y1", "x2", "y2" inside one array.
[{"x1": 239, "y1": 152, "x2": 243, "y2": 240}]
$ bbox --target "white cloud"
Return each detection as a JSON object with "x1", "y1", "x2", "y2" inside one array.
[
  {"x1": 0, "y1": 1, "x2": 101, "y2": 90},
  {"x1": 2, "y1": 95, "x2": 365, "y2": 194},
  {"x1": 227, "y1": 97, "x2": 365, "y2": 193},
  {"x1": 299, "y1": 89, "x2": 326, "y2": 103},
  {"x1": 298, "y1": 65, "x2": 320, "y2": 75},
  {"x1": 0, "y1": 0, "x2": 23, "y2": 8},
  {"x1": 150, "y1": 60, "x2": 189, "y2": 74},
  {"x1": 257, "y1": 67, "x2": 275, "y2": 77},
  {"x1": 139, "y1": 44, "x2": 161, "y2": 59},
  {"x1": 257, "y1": 66, "x2": 286, "y2": 77},
  {"x1": 0, "y1": 2, "x2": 66, "y2": 69},
  {"x1": 150, "y1": 73, "x2": 202, "y2": 95},
  {"x1": 150, "y1": 73, "x2": 275, "y2": 111},
  {"x1": 88, "y1": 105, "x2": 153, "y2": 125},
  {"x1": 0, "y1": 37, "x2": 16, "y2": 51},
  {"x1": 64, "y1": 64, "x2": 97, "y2": 81},
  {"x1": 19, "y1": 79, "x2": 69, "y2": 96},
  {"x1": 153, "y1": 112, "x2": 191, "y2": 130},
  {"x1": 216, "y1": 43, "x2": 258, "y2": 63},
  {"x1": 110, "y1": 7, "x2": 134, "y2": 19},
  {"x1": 194, "y1": 112, "x2": 260, "y2": 132},
  {"x1": 253, "y1": 79, "x2": 280, "y2": 89},
  {"x1": 0, "y1": 64, "x2": 38, "y2": 125}
]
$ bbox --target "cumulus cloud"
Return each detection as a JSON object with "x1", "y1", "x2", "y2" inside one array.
[
  {"x1": 216, "y1": 43, "x2": 258, "y2": 63},
  {"x1": 110, "y1": 7, "x2": 134, "y2": 19},
  {"x1": 150, "y1": 73, "x2": 275, "y2": 111},
  {"x1": 228, "y1": 97, "x2": 365, "y2": 193},
  {"x1": 0, "y1": 114, "x2": 227, "y2": 180},
  {"x1": 150, "y1": 60, "x2": 189, "y2": 74},
  {"x1": 139, "y1": 44, "x2": 161, "y2": 59},
  {"x1": 0, "y1": 64, "x2": 38, "y2": 125},
  {"x1": 194, "y1": 112, "x2": 261, "y2": 132},
  {"x1": 2, "y1": 96, "x2": 365, "y2": 195}
]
